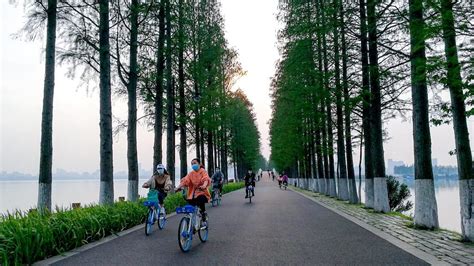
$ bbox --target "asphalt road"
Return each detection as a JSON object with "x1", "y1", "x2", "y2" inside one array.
[{"x1": 54, "y1": 175, "x2": 427, "y2": 265}]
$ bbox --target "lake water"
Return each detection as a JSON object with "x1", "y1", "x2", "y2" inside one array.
[
  {"x1": 357, "y1": 177, "x2": 460, "y2": 233},
  {"x1": 0, "y1": 177, "x2": 462, "y2": 233}
]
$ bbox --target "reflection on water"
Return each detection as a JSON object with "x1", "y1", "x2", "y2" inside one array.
[
  {"x1": 1, "y1": 177, "x2": 462, "y2": 233},
  {"x1": 358, "y1": 177, "x2": 461, "y2": 233},
  {"x1": 0, "y1": 179, "x2": 156, "y2": 214}
]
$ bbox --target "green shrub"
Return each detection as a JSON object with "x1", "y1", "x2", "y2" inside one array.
[
  {"x1": 163, "y1": 193, "x2": 187, "y2": 213},
  {"x1": 0, "y1": 200, "x2": 148, "y2": 265},
  {"x1": 0, "y1": 182, "x2": 246, "y2": 264},
  {"x1": 222, "y1": 182, "x2": 245, "y2": 194},
  {"x1": 387, "y1": 176, "x2": 413, "y2": 212}
]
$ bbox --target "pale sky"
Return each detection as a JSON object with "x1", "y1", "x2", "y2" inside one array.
[{"x1": 1, "y1": 1, "x2": 472, "y2": 175}]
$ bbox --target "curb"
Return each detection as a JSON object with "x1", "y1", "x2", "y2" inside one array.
[
  {"x1": 288, "y1": 186, "x2": 448, "y2": 266},
  {"x1": 34, "y1": 212, "x2": 178, "y2": 266},
  {"x1": 34, "y1": 185, "x2": 246, "y2": 265}
]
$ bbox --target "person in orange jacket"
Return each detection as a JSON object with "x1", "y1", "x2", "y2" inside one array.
[{"x1": 176, "y1": 158, "x2": 211, "y2": 221}]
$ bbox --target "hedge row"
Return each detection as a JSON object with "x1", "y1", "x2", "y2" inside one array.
[{"x1": 0, "y1": 182, "x2": 245, "y2": 265}]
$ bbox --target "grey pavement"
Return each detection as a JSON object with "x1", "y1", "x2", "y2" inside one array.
[{"x1": 54, "y1": 176, "x2": 427, "y2": 266}]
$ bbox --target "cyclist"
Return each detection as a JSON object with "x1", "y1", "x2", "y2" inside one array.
[
  {"x1": 244, "y1": 169, "x2": 256, "y2": 198},
  {"x1": 176, "y1": 158, "x2": 211, "y2": 221},
  {"x1": 281, "y1": 172, "x2": 289, "y2": 187},
  {"x1": 142, "y1": 164, "x2": 173, "y2": 214},
  {"x1": 211, "y1": 167, "x2": 224, "y2": 196}
]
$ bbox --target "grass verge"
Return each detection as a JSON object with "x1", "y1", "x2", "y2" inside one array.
[{"x1": 0, "y1": 182, "x2": 245, "y2": 265}]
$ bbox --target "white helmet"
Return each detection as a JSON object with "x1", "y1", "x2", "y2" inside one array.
[{"x1": 156, "y1": 164, "x2": 166, "y2": 174}]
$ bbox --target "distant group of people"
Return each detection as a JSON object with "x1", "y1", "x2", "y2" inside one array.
[
  {"x1": 143, "y1": 158, "x2": 227, "y2": 222},
  {"x1": 265, "y1": 169, "x2": 289, "y2": 188},
  {"x1": 142, "y1": 159, "x2": 263, "y2": 220}
]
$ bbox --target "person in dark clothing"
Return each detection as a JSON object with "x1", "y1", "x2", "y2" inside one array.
[
  {"x1": 211, "y1": 167, "x2": 224, "y2": 196},
  {"x1": 244, "y1": 169, "x2": 256, "y2": 198}
]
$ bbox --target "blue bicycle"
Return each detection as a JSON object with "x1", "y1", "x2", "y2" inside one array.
[
  {"x1": 143, "y1": 189, "x2": 166, "y2": 236},
  {"x1": 211, "y1": 185, "x2": 221, "y2": 207},
  {"x1": 175, "y1": 191, "x2": 209, "y2": 252}
]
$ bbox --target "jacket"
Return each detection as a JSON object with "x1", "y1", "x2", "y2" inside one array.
[
  {"x1": 144, "y1": 174, "x2": 173, "y2": 193},
  {"x1": 179, "y1": 168, "x2": 211, "y2": 200}
]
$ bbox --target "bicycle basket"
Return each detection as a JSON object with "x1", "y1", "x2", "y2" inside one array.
[
  {"x1": 147, "y1": 189, "x2": 159, "y2": 202},
  {"x1": 176, "y1": 204, "x2": 196, "y2": 214},
  {"x1": 143, "y1": 201, "x2": 159, "y2": 207}
]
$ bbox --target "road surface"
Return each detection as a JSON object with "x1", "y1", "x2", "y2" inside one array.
[{"x1": 54, "y1": 174, "x2": 427, "y2": 265}]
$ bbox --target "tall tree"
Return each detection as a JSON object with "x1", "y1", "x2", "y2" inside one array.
[
  {"x1": 126, "y1": 0, "x2": 140, "y2": 202},
  {"x1": 153, "y1": 0, "x2": 166, "y2": 172},
  {"x1": 409, "y1": 0, "x2": 439, "y2": 228},
  {"x1": 367, "y1": 0, "x2": 389, "y2": 212},
  {"x1": 38, "y1": 0, "x2": 58, "y2": 213},
  {"x1": 333, "y1": 0, "x2": 349, "y2": 201},
  {"x1": 165, "y1": 0, "x2": 175, "y2": 185},
  {"x1": 178, "y1": 0, "x2": 187, "y2": 179},
  {"x1": 439, "y1": 0, "x2": 474, "y2": 240},
  {"x1": 98, "y1": 0, "x2": 114, "y2": 205},
  {"x1": 359, "y1": 0, "x2": 374, "y2": 208},
  {"x1": 340, "y1": 0, "x2": 358, "y2": 204}
]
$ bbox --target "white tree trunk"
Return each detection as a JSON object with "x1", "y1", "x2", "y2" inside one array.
[
  {"x1": 414, "y1": 179, "x2": 439, "y2": 228},
  {"x1": 338, "y1": 177, "x2": 349, "y2": 201},
  {"x1": 348, "y1": 180, "x2": 358, "y2": 204},
  {"x1": 128, "y1": 180, "x2": 139, "y2": 202},
  {"x1": 329, "y1": 179, "x2": 337, "y2": 197},
  {"x1": 38, "y1": 182, "x2": 52, "y2": 213},
  {"x1": 365, "y1": 178, "x2": 374, "y2": 208},
  {"x1": 100, "y1": 181, "x2": 114, "y2": 204},
  {"x1": 319, "y1": 178, "x2": 325, "y2": 193},
  {"x1": 373, "y1": 177, "x2": 390, "y2": 212},
  {"x1": 460, "y1": 179, "x2": 474, "y2": 240}
]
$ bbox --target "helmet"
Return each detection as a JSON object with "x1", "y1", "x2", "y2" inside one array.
[{"x1": 156, "y1": 164, "x2": 166, "y2": 174}]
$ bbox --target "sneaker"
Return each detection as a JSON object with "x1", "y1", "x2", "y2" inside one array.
[{"x1": 245, "y1": 195, "x2": 248, "y2": 198}]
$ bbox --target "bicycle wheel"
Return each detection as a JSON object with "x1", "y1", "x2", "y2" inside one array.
[
  {"x1": 211, "y1": 191, "x2": 216, "y2": 207},
  {"x1": 158, "y1": 208, "x2": 166, "y2": 230},
  {"x1": 145, "y1": 209, "x2": 154, "y2": 236},
  {"x1": 249, "y1": 192, "x2": 252, "y2": 204},
  {"x1": 178, "y1": 217, "x2": 192, "y2": 252},
  {"x1": 198, "y1": 218, "x2": 208, "y2": 242}
]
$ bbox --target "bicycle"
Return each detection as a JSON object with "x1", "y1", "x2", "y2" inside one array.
[
  {"x1": 143, "y1": 189, "x2": 167, "y2": 236},
  {"x1": 175, "y1": 190, "x2": 209, "y2": 252},
  {"x1": 246, "y1": 184, "x2": 254, "y2": 203},
  {"x1": 211, "y1": 185, "x2": 222, "y2": 207}
]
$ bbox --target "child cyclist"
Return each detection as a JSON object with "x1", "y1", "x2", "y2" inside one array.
[
  {"x1": 176, "y1": 158, "x2": 211, "y2": 221},
  {"x1": 142, "y1": 164, "x2": 173, "y2": 214}
]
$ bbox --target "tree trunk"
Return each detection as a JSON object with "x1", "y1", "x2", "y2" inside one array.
[
  {"x1": 200, "y1": 127, "x2": 205, "y2": 165},
  {"x1": 178, "y1": 0, "x2": 187, "y2": 180},
  {"x1": 208, "y1": 131, "x2": 214, "y2": 176},
  {"x1": 408, "y1": 0, "x2": 439, "y2": 228},
  {"x1": 359, "y1": 0, "x2": 374, "y2": 208},
  {"x1": 127, "y1": 0, "x2": 139, "y2": 202},
  {"x1": 165, "y1": 0, "x2": 175, "y2": 187},
  {"x1": 315, "y1": 1, "x2": 326, "y2": 193},
  {"x1": 321, "y1": 0, "x2": 336, "y2": 197},
  {"x1": 367, "y1": 0, "x2": 389, "y2": 212},
  {"x1": 341, "y1": 0, "x2": 358, "y2": 204},
  {"x1": 153, "y1": 0, "x2": 166, "y2": 172},
  {"x1": 333, "y1": 0, "x2": 349, "y2": 201},
  {"x1": 38, "y1": 0, "x2": 57, "y2": 213},
  {"x1": 99, "y1": 0, "x2": 114, "y2": 205},
  {"x1": 440, "y1": 0, "x2": 474, "y2": 240}
]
